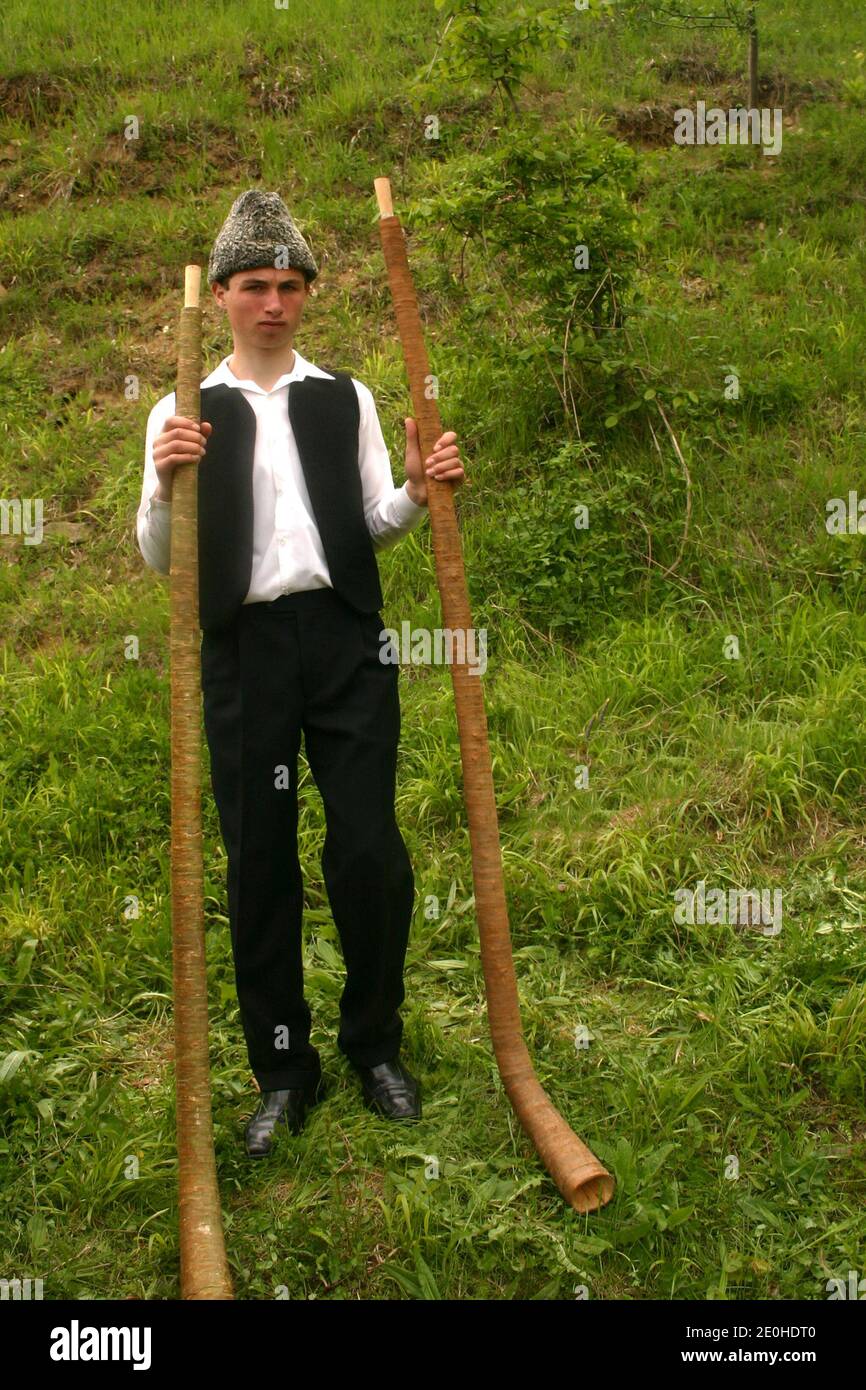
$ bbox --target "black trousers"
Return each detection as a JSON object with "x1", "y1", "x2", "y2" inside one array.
[{"x1": 200, "y1": 587, "x2": 415, "y2": 1091}]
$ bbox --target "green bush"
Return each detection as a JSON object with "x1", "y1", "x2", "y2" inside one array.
[
  {"x1": 473, "y1": 437, "x2": 685, "y2": 638},
  {"x1": 409, "y1": 112, "x2": 640, "y2": 402}
]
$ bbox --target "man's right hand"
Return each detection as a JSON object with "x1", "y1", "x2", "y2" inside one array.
[{"x1": 152, "y1": 416, "x2": 213, "y2": 501}]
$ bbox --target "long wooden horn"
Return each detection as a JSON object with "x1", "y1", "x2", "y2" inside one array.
[
  {"x1": 373, "y1": 178, "x2": 614, "y2": 1213},
  {"x1": 170, "y1": 264, "x2": 234, "y2": 1297}
]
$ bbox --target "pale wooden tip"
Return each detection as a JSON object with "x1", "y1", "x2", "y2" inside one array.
[
  {"x1": 184, "y1": 264, "x2": 201, "y2": 308},
  {"x1": 374, "y1": 177, "x2": 393, "y2": 218}
]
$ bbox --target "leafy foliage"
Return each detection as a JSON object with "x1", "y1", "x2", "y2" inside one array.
[
  {"x1": 472, "y1": 437, "x2": 686, "y2": 639},
  {"x1": 409, "y1": 112, "x2": 641, "y2": 415},
  {"x1": 430, "y1": 0, "x2": 570, "y2": 109}
]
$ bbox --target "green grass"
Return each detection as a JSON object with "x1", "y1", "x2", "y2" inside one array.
[{"x1": 1, "y1": 0, "x2": 865, "y2": 1300}]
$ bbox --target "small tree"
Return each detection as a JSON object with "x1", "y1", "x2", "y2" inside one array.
[
  {"x1": 618, "y1": 1, "x2": 761, "y2": 109},
  {"x1": 409, "y1": 113, "x2": 640, "y2": 423},
  {"x1": 429, "y1": 0, "x2": 570, "y2": 113}
]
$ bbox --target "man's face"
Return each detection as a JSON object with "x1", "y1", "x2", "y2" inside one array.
[{"x1": 211, "y1": 265, "x2": 310, "y2": 348}]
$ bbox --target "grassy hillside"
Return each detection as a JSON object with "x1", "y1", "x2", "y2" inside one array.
[{"x1": 1, "y1": 0, "x2": 864, "y2": 1299}]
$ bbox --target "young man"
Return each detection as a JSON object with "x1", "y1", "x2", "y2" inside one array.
[{"x1": 137, "y1": 190, "x2": 464, "y2": 1156}]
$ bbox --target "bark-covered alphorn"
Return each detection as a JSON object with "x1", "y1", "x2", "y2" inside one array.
[
  {"x1": 170, "y1": 265, "x2": 234, "y2": 1297},
  {"x1": 373, "y1": 178, "x2": 614, "y2": 1213}
]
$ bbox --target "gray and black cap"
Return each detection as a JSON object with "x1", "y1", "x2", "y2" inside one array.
[{"x1": 207, "y1": 189, "x2": 318, "y2": 285}]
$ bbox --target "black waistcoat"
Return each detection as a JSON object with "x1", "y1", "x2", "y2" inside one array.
[{"x1": 196, "y1": 370, "x2": 384, "y2": 633}]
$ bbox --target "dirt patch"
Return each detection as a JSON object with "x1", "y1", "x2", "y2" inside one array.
[
  {"x1": 680, "y1": 273, "x2": 718, "y2": 301},
  {"x1": 614, "y1": 71, "x2": 823, "y2": 149},
  {"x1": 121, "y1": 1021, "x2": 174, "y2": 1091},
  {"x1": 94, "y1": 126, "x2": 260, "y2": 198},
  {"x1": 612, "y1": 102, "x2": 682, "y2": 148},
  {"x1": 341, "y1": 1167, "x2": 386, "y2": 1214},
  {"x1": 609, "y1": 803, "x2": 643, "y2": 829},
  {"x1": 607, "y1": 796, "x2": 680, "y2": 830},
  {"x1": 647, "y1": 52, "x2": 835, "y2": 111},
  {"x1": 757, "y1": 72, "x2": 836, "y2": 108},
  {"x1": 0, "y1": 124, "x2": 261, "y2": 212},
  {"x1": 650, "y1": 53, "x2": 732, "y2": 87},
  {"x1": 238, "y1": 42, "x2": 308, "y2": 116},
  {"x1": 0, "y1": 73, "x2": 76, "y2": 125}
]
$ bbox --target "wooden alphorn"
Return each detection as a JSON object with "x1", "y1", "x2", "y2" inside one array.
[
  {"x1": 373, "y1": 178, "x2": 614, "y2": 1213},
  {"x1": 170, "y1": 265, "x2": 234, "y2": 1296}
]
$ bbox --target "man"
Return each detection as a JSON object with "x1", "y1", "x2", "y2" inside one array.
[{"x1": 136, "y1": 190, "x2": 464, "y2": 1157}]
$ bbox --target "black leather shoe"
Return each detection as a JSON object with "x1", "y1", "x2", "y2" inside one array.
[
  {"x1": 244, "y1": 1077, "x2": 325, "y2": 1157},
  {"x1": 353, "y1": 1059, "x2": 421, "y2": 1119}
]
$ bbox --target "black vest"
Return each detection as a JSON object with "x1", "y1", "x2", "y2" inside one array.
[{"x1": 196, "y1": 370, "x2": 384, "y2": 632}]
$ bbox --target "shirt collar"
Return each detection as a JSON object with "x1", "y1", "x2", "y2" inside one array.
[{"x1": 202, "y1": 349, "x2": 335, "y2": 395}]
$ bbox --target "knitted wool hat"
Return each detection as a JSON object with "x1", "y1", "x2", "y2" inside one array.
[{"x1": 207, "y1": 189, "x2": 319, "y2": 285}]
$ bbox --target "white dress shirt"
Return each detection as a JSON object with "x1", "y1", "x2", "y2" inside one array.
[{"x1": 136, "y1": 349, "x2": 427, "y2": 601}]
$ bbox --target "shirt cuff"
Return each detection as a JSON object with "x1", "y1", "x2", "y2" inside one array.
[{"x1": 394, "y1": 483, "x2": 428, "y2": 525}]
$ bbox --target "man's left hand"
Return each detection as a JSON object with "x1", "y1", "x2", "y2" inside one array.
[{"x1": 404, "y1": 418, "x2": 465, "y2": 507}]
